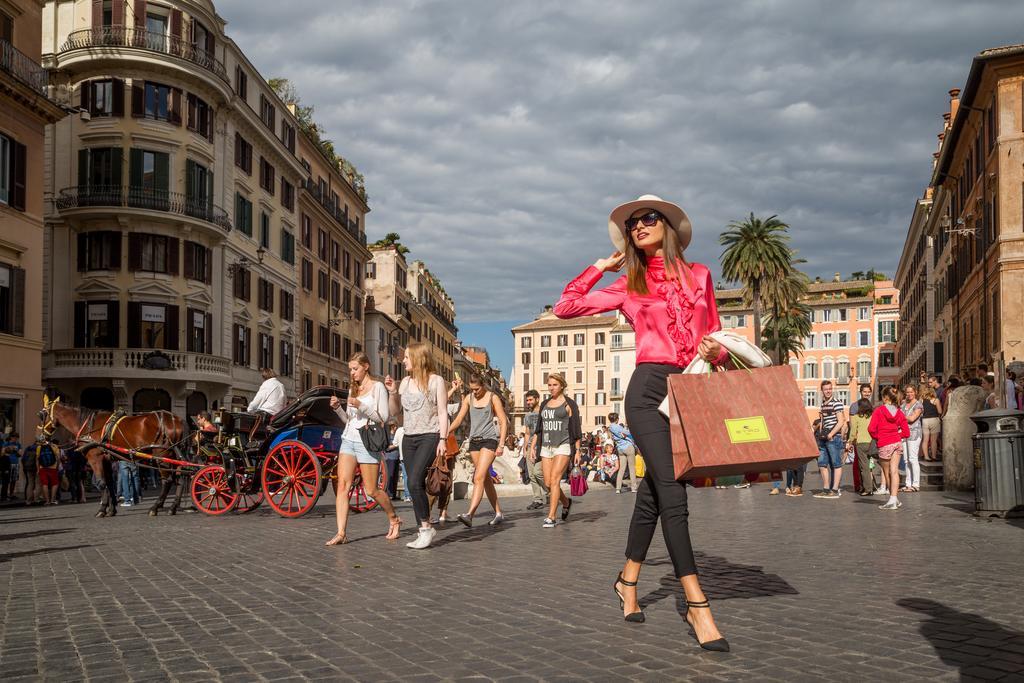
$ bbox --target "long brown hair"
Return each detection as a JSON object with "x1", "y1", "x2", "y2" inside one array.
[
  {"x1": 404, "y1": 342, "x2": 436, "y2": 392},
  {"x1": 624, "y1": 210, "x2": 695, "y2": 294},
  {"x1": 348, "y1": 352, "x2": 373, "y2": 393}
]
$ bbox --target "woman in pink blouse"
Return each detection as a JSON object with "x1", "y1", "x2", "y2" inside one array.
[{"x1": 554, "y1": 194, "x2": 729, "y2": 652}]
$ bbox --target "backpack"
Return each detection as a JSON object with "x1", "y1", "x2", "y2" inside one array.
[{"x1": 38, "y1": 446, "x2": 57, "y2": 468}]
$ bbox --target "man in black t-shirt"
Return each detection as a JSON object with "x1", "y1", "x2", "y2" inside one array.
[{"x1": 813, "y1": 380, "x2": 848, "y2": 499}]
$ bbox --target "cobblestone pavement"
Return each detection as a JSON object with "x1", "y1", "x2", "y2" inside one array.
[{"x1": 2, "y1": 480, "x2": 1023, "y2": 682}]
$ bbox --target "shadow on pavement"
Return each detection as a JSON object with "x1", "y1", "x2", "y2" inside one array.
[
  {"x1": 639, "y1": 552, "x2": 799, "y2": 610},
  {"x1": 0, "y1": 544, "x2": 96, "y2": 563},
  {"x1": 898, "y1": 597, "x2": 1024, "y2": 680},
  {"x1": 0, "y1": 528, "x2": 76, "y2": 543},
  {"x1": 0, "y1": 515, "x2": 81, "y2": 525}
]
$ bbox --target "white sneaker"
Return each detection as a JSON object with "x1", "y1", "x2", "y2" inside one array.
[
  {"x1": 876, "y1": 487, "x2": 889, "y2": 496},
  {"x1": 879, "y1": 501, "x2": 899, "y2": 510},
  {"x1": 488, "y1": 514, "x2": 504, "y2": 526},
  {"x1": 405, "y1": 527, "x2": 436, "y2": 549},
  {"x1": 542, "y1": 518, "x2": 557, "y2": 528}
]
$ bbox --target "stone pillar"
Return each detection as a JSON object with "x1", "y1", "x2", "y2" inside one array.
[{"x1": 942, "y1": 385, "x2": 986, "y2": 490}]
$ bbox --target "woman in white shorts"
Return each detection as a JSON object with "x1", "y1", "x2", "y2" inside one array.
[
  {"x1": 325, "y1": 353, "x2": 402, "y2": 545},
  {"x1": 529, "y1": 373, "x2": 582, "y2": 528}
]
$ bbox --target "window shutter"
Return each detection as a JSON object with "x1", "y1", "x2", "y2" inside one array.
[
  {"x1": 186, "y1": 306, "x2": 196, "y2": 351},
  {"x1": 205, "y1": 312, "x2": 212, "y2": 354},
  {"x1": 165, "y1": 304, "x2": 179, "y2": 350},
  {"x1": 167, "y1": 237, "x2": 179, "y2": 275},
  {"x1": 245, "y1": 327, "x2": 251, "y2": 367},
  {"x1": 153, "y1": 151, "x2": 169, "y2": 195},
  {"x1": 234, "y1": 133, "x2": 241, "y2": 166},
  {"x1": 171, "y1": 89, "x2": 182, "y2": 125},
  {"x1": 110, "y1": 147, "x2": 122, "y2": 195},
  {"x1": 186, "y1": 93, "x2": 196, "y2": 130},
  {"x1": 243, "y1": 269, "x2": 251, "y2": 302},
  {"x1": 11, "y1": 268, "x2": 25, "y2": 336},
  {"x1": 133, "y1": 0, "x2": 145, "y2": 29},
  {"x1": 111, "y1": 0, "x2": 123, "y2": 26},
  {"x1": 205, "y1": 31, "x2": 214, "y2": 56},
  {"x1": 131, "y1": 81, "x2": 144, "y2": 117},
  {"x1": 74, "y1": 302, "x2": 87, "y2": 348},
  {"x1": 206, "y1": 170, "x2": 214, "y2": 213},
  {"x1": 107, "y1": 301, "x2": 120, "y2": 346},
  {"x1": 92, "y1": 0, "x2": 102, "y2": 27},
  {"x1": 128, "y1": 148, "x2": 143, "y2": 193},
  {"x1": 112, "y1": 78, "x2": 124, "y2": 116},
  {"x1": 78, "y1": 149, "x2": 89, "y2": 190},
  {"x1": 185, "y1": 159, "x2": 194, "y2": 200},
  {"x1": 77, "y1": 233, "x2": 88, "y2": 272},
  {"x1": 232, "y1": 324, "x2": 239, "y2": 363},
  {"x1": 170, "y1": 9, "x2": 182, "y2": 42},
  {"x1": 206, "y1": 107, "x2": 214, "y2": 143},
  {"x1": 128, "y1": 233, "x2": 142, "y2": 271},
  {"x1": 183, "y1": 241, "x2": 195, "y2": 279},
  {"x1": 11, "y1": 142, "x2": 26, "y2": 211},
  {"x1": 110, "y1": 231, "x2": 122, "y2": 269},
  {"x1": 127, "y1": 302, "x2": 141, "y2": 347},
  {"x1": 267, "y1": 281, "x2": 274, "y2": 313},
  {"x1": 204, "y1": 246, "x2": 212, "y2": 284},
  {"x1": 80, "y1": 80, "x2": 92, "y2": 111}
]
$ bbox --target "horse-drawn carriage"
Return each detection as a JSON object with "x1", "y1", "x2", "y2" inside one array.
[
  {"x1": 189, "y1": 386, "x2": 387, "y2": 518},
  {"x1": 39, "y1": 387, "x2": 386, "y2": 519}
]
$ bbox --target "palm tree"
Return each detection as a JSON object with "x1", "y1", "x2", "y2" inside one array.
[
  {"x1": 763, "y1": 301, "x2": 813, "y2": 365},
  {"x1": 850, "y1": 271, "x2": 865, "y2": 281},
  {"x1": 758, "y1": 257, "x2": 810, "y2": 365},
  {"x1": 719, "y1": 214, "x2": 793, "y2": 348}
]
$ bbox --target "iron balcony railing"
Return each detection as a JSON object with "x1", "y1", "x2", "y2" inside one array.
[
  {"x1": 301, "y1": 177, "x2": 367, "y2": 246},
  {"x1": 61, "y1": 26, "x2": 229, "y2": 83},
  {"x1": 0, "y1": 39, "x2": 49, "y2": 95},
  {"x1": 56, "y1": 185, "x2": 232, "y2": 232}
]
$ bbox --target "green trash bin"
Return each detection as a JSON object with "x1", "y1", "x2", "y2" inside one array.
[{"x1": 970, "y1": 409, "x2": 1024, "y2": 518}]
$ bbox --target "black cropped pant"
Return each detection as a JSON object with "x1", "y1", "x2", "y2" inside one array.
[
  {"x1": 624, "y1": 363, "x2": 697, "y2": 578},
  {"x1": 403, "y1": 433, "x2": 440, "y2": 525}
]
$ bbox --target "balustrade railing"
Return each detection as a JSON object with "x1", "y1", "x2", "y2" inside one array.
[
  {"x1": 61, "y1": 26, "x2": 229, "y2": 83},
  {"x1": 55, "y1": 185, "x2": 231, "y2": 232},
  {"x1": 0, "y1": 39, "x2": 49, "y2": 95},
  {"x1": 50, "y1": 348, "x2": 231, "y2": 376}
]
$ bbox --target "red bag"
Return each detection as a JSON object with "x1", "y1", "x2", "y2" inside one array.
[
  {"x1": 569, "y1": 466, "x2": 588, "y2": 496},
  {"x1": 667, "y1": 365, "x2": 818, "y2": 480}
]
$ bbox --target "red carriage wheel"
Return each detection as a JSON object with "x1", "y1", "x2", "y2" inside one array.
[
  {"x1": 235, "y1": 489, "x2": 264, "y2": 513},
  {"x1": 348, "y1": 464, "x2": 388, "y2": 513},
  {"x1": 261, "y1": 440, "x2": 322, "y2": 518},
  {"x1": 191, "y1": 465, "x2": 238, "y2": 516}
]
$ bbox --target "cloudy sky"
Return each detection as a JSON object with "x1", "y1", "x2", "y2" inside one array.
[{"x1": 218, "y1": 0, "x2": 1021, "y2": 375}]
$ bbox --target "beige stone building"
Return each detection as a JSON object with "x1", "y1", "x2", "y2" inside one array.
[
  {"x1": 914, "y1": 47, "x2": 1024, "y2": 396},
  {"x1": 894, "y1": 192, "x2": 935, "y2": 386},
  {"x1": 510, "y1": 308, "x2": 635, "y2": 433},
  {"x1": 41, "y1": 0, "x2": 302, "y2": 416},
  {"x1": 294, "y1": 126, "x2": 369, "y2": 392},
  {"x1": 407, "y1": 259, "x2": 456, "y2": 383},
  {"x1": 1, "y1": 1, "x2": 66, "y2": 437},
  {"x1": 364, "y1": 245, "x2": 412, "y2": 379}
]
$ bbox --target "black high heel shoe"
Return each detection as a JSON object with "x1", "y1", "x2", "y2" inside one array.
[
  {"x1": 613, "y1": 573, "x2": 645, "y2": 623},
  {"x1": 684, "y1": 599, "x2": 730, "y2": 652}
]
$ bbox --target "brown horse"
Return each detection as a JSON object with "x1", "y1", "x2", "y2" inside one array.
[{"x1": 39, "y1": 396, "x2": 190, "y2": 517}]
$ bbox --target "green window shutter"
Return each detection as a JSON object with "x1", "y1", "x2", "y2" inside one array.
[
  {"x1": 78, "y1": 149, "x2": 89, "y2": 190},
  {"x1": 111, "y1": 147, "x2": 122, "y2": 192},
  {"x1": 185, "y1": 159, "x2": 195, "y2": 200},
  {"x1": 129, "y1": 148, "x2": 143, "y2": 187},
  {"x1": 206, "y1": 169, "x2": 214, "y2": 212},
  {"x1": 155, "y1": 152, "x2": 169, "y2": 192}
]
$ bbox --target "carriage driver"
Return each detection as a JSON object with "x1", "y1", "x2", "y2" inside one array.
[{"x1": 247, "y1": 368, "x2": 286, "y2": 419}]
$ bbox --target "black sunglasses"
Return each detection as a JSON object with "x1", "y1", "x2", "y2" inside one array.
[{"x1": 624, "y1": 211, "x2": 663, "y2": 232}]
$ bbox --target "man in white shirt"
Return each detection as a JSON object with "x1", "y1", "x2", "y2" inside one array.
[{"x1": 247, "y1": 368, "x2": 286, "y2": 417}]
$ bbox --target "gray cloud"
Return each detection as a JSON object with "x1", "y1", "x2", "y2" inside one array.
[{"x1": 217, "y1": 0, "x2": 1021, "y2": 320}]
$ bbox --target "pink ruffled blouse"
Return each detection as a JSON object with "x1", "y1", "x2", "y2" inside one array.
[{"x1": 553, "y1": 257, "x2": 726, "y2": 368}]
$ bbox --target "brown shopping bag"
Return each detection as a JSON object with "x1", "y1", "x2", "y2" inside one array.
[{"x1": 667, "y1": 365, "x2": 818, "y2": 480}]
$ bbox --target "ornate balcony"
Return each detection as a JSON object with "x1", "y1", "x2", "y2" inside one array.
[
  {"x1": 60, "y1": 26, "x2": 229, "y2": 82},
  {"x1": 46, "y1": 348, "x2": 232, "y2": 383},
  {"x1": 55, "y1": 185, "x2": 231, "y2": 232},
  {"x1": 1, "y1": 38, "x2": 49, "y2": 95}
]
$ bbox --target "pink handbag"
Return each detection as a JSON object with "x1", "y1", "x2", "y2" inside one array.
[{"x1": 569, "y1": 466, "x2": 588, "y2": 496}]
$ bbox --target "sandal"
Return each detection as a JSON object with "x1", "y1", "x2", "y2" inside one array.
[
  {"x1": 684, "y1": 600, "x2": 730, "y2": 652},
  {"x1": 386, "y1": 517, "x2": 403, "y2": 540},
  {"x1": 324, "y1": 532, "x2": 348, "y2": 546}
]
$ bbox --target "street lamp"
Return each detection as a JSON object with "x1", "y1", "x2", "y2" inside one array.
[{"x1": 226, "y1": 247, "x2": 265, "y2": 278}]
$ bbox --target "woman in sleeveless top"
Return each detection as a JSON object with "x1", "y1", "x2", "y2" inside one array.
[
  {"x1": 552, "y1": 194, "x2": 729, "y2": 651},
  {"x1": 448, "y1": 373, "x2": 509, "y2": 527},
  {"x1": 900, "y1": 385, "x2": 924, "y2": 492},
  {"x1": 529, "y1": 372, "x2": 582, "y2": 529},
  {"x1": 385, "y1": 342, "x2": 449, "y2": 550},
  {"x1": 325, "y1": 353, "x2": 402, "y2": 546},
  {"x1": 920, "y1": 386, "x2": 942, "y2": 462}
]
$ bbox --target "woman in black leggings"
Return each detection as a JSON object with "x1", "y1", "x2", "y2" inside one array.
[
  {"x1": 386, "y1": 341, "x2": 449, "y2": 550},
  {"x1": 553, "y1": 194, "x2": 730, "y2": 652}
]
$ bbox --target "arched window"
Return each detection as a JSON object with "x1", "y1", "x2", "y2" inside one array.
[{"x1": 804, "y1": 360, "x2": 818, "y2": 379}]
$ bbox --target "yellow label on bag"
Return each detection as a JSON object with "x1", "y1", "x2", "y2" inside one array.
[{"x1": 724, "y1": 416, "x2": 771, "y2": 444}]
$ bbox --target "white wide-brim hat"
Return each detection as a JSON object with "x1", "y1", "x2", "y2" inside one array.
[{"x1": 608, "y1": 194, "x2": 692, "y2": 253}]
